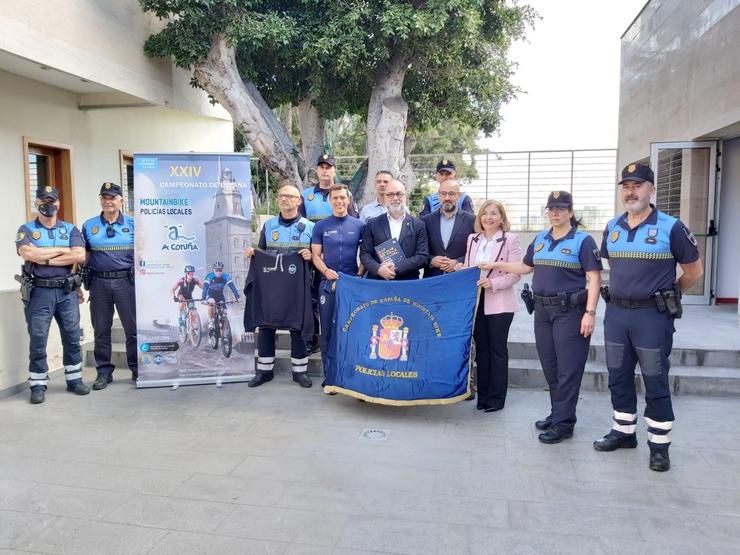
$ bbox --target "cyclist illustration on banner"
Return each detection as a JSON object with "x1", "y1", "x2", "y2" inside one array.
[{"x1": 134, "y1": 153, "x2": 255, "y2": 387}]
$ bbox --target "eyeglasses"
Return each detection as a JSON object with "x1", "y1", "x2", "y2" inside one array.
[
  {"x1": 438, "y1": 191, "x2": 459, "y2": 198},
  {"x1": 277, "y1": 194, "x2": 300, "y2": 200},
  {"x1": 385, "y1": 192, "x2": 405, "y2": 198},
  {"x1": 105, "y1": 224, "x2": 115, "y2": 238}
]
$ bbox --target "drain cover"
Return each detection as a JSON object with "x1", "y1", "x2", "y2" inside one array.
[{"x1": 360, "y1": 428, "x2": 390, "y2": 441}]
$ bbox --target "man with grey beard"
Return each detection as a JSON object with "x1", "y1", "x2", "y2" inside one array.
[
  {"x1": 421, "y1": 180, "x2": 475, "y2": 278},
  {"x1": 360, "y1": 180, "x2": 429, "y2": 280}
]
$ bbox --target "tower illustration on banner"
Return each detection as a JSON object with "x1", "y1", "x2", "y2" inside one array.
[{"x1": 204, "y1": 157, "x2": 252, "y2": 290}]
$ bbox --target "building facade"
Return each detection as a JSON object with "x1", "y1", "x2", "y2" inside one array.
[
  {"x1": 618, "y1": 0, "x2": 740, "y2": 306},
  {"x1": 0, "y1": 1, "x2": 234, "y2": 393}
]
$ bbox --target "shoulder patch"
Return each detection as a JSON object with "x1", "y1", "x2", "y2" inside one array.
[
  {"x1": 610, "y1": 230, "x2": 620, "y2": 243},
  {"x1": 16, "y1": 231, "x2": 25, "y2": 241},
  {"x1": 683, "y1": 226, "x2": 698, "y2": 246},
  {"x1": 593, "y1": 248, "x2": 601, "y2": 261}
]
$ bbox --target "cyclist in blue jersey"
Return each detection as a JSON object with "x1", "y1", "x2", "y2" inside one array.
[{"x1": 202, "y1": 261, "x2": 240, "y2": 330}]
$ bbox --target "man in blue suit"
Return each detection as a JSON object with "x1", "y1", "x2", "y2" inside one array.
[
  {"x1": 421, "y1": 180, "x2": 475, "y2": 278},
  {"x1": 360, "y1": 180, "x2": 429, "y2": 281}
]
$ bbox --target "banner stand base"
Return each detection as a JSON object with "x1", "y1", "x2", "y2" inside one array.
[{"x1": 137, "y1": 375, "x2": 254, "y2": 389}]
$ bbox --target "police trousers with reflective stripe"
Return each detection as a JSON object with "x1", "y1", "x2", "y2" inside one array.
[
  {"x1": 534, "y1": 302, "x2": 591, "y2": 433},
  {"x1": 23, "y1": 287, "x2": 82, "y2": 387},
  {"x1": 604, "y1": 304, "x2": 675, "y2": 449}
]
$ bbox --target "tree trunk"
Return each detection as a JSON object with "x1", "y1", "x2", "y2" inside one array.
[
  {"x1": 363, "y1": 53, "x2": 409, "y2": 206},
  {"x1": 297, "y1": 96, "x2": 325, "y2": 181},
  {"x1": 280, "y1": 104, "x2": 293, "y2": 136},
  {"x1": 399, "y1": 133, "x2": 418, "y2": 192},
  {"x1": 192, "y1": 34, "x2": 305, "y2": 188}
]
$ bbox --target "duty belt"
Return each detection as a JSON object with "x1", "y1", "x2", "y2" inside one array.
[
  {"x1": 33, "y1": 278, "x2": 68, "y2": 288},
  {"x1": 91, "y1": 269, "x2": 132, "y2": 279},
  {"x1": 609, "y1": 296, "x2": 657, "y2": 309},
  {"x1": 533, "y1": 289, "x2": 587, "y2": 307}
]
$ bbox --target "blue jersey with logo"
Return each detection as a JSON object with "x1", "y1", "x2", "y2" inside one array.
[
  {"x1": 15, "y1": 219, "x2": 84, "y2": 278},
  {"x1": 299, "y1": 185, "x2": 359, "y2": 222},
  {"x1": 81, "y1": 212, "x2": 135, "y2": 272},
  {"x1": 311, "y1": 215, "x2": 365, "y2": 275},
  {"x1": 258, "y1": 215, "x2": 314, "y2": 253},
  {"x1": 601, "y1": 208, "x2": 699, "y2": 299},
  {"x1": 523, "y1": 227, "x2": 602, "y2": 296},
  {"x1": 202, "y1": 271, "x2": 240, "y2": 300}
]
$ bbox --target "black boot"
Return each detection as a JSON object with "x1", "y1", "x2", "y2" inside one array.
[
  {"x1": 593, "y1": 431, "x2": 638, "y2": 451},
  {"x1": 248, "y1": 370, "x2": 274, "y2": 388},
  {"x1": 66, "y1": 381, "x2": 91, "y2": 395},
  {"x1": 535, "y1": 416, "x2": 552, "y2": 431},
  {"x1": 93, "y1": 374, "x2": 113, "y2": 390},
  {"x1": 29, "y1": 386, "x2": 45, "y2": 404},
  {"x1": 649, "y1": 449, "x2": 670, "y2": 472},
  {"x1": 293, "y1": 372, "x2": 313, "y2": 388},
  {"x1": 538, "y1": 428, "x2": 573, "y2": 444}
]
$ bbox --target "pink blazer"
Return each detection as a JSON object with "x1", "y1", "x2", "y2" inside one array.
[{"x1": 464, "y1": 231, "x2": 522, "y2": 315}]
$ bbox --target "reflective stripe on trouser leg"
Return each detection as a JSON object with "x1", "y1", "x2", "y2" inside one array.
[
  {"x1": 646, "y1": 416, "x2": 672, "y2": 448},
  {"x1": 29, "y1": 372, "x2": 49, "y2": 388},
  {"x1": 291, "y1": 357, "x2": 309, "y2": 373},
  {"x1": 256, "y1": 357, "x2": 275, "y2": 371},
  {"x1": 64, "y1": 363, "x2": 83, "y2": 383},
  {"x1": 612, "y1": 410, "x2": 637, "y2": 435}
]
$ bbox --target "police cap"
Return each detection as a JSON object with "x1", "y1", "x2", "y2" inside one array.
[
  {"x1": 316, "y1": 153, "x2": 336, "y2": 167},
  {"x1": 436, "y1": 159, "x2": 456, "y2": 173},
  {"x1": 36, "y1": 185, "x2": 60, "y2": 201},
  {"x1": 546, "y1": 190, "x2": 573, "y2": 209},
  {"x1": 100, "y1": 182, "x2": 123, "y2": 197},
  {"x1": 618, "y1": 163, "x2": 654, "y2": 185}
]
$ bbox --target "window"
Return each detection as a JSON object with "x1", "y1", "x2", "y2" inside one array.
[
  {"x1": 234, "y1": 255, "x2": 240, "y2": 269},
  {"x1": 23, "y1": 138, "x2": 75, "y2": 222},
  {"x1": 120, "y1": 150, "x2": 134, "y2": 213}
]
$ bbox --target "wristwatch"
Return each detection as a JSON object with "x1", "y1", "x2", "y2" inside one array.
[{"x1": 585, "y1": 309, "x2": 596, "y2": 316}]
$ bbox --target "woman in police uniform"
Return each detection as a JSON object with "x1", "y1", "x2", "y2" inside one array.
[{"x1": 484, "y1": 191, "x2": 601, "y2": 443}]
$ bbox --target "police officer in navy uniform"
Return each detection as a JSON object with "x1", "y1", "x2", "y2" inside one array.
[
  {"x1": 300, "y1": 153, "x2": 359, "y2": 222},
  {"x1": 594, "y1": 163, "x2": 703, "y2": 472},
  {"x1": 16, "y1": 186, "x2": 90, "y2": 404},
  {"x1": 488, "y1": 191, "x2": 602, "y2": 443},
  {"x1": 418, "y1": 159, "x2": 474, "y2": 217},
  {"x1": 245, "y1": 184, "x2": 315, "y2": 388},
  {"x1": 81, "y1": 182, "x2": 137, "y2": 389}
]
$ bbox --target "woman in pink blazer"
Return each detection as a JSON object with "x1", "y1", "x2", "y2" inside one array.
[{"x1": 459, "y1": 200, "x2": 521, "y2": 412}]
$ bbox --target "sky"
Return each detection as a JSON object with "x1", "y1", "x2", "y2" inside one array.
[{"x1": 480, "y1": 0, "x2": 647, "y2": 153}]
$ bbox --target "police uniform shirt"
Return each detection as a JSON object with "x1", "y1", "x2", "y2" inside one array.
[
  {"x1": 81, "y1": 212, "x2": 135, "y2": 272},
  {"x1": 311, "y1": 215, "x2": 365, "y2": 275},
  {"x1": 258, "y1": 214, "x2": 314, "y2": 254},
  {"x1": 601, "y1": 207, "x2": 699, "y2": 299},
  {"x1": 15, "y1": 219, "x2": 84, "y2": 279},
  {"x1": 300, "y1": 185, "x2": 359, "y2": 222},
  {"x1": 523, "y1": 227, "x2": 602, "y2": 296}
]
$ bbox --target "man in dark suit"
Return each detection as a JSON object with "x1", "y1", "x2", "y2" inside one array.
[
  {"x1": 360, "y1": 180, "x2": 429, "y2": 280},
  {"x1": 422, "y1": 180, "x2": 476, "y2": 278}
]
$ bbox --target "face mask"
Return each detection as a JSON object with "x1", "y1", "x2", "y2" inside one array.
[{"x1": 38, "y1": 203, "x2": 58, "y2": 217}]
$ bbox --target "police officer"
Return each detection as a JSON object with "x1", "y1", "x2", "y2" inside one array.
[
  {"x1": 487, "y1": 191, "x2": 602, "y2": 443},
  {"x1": 16, "y1": 186, "x2": 90, "y2": 404},
  {"x1": 310, "y1": 184, "x2": 365, "y2": 377},
  {"x1": 594, "y1": 163, "x2": 703, "y2": 472},
  {"x1": 418, "y1": 159, "x2": 474, "y2": 217},
  {"x1": 300, "y1": 153, "x2": 359, "y2": 222},
  {"x1": 81, "y1": 182, "x2": 136, "y2": 389},
  {"x1": 244, "y1": 184, "x2": 314, "y2": 388}
]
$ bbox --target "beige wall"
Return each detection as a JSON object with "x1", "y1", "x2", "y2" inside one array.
[
  {"x1": 617, "y1": 0, "x2": 740, "y2": 169},
  {"x1": 0, "y1": 69, "x2": 234, "y2": 393},
  {"x1": 0, "y1": 0, "x2": 229, "y2": 119}
]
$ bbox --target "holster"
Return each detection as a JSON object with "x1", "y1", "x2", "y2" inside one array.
[
  {"x1": 600, "y1": 285, "x2": 611, "y2": 303},
  {"x1": 662, "y1": 283, "x2": 683, "y2": 318},
  {"x1": 79, "y1": 265, "x2": 92, "y2": 290},
  {"x1": 14, "y1": 273, "x2": 33, "y2": 303},
  {"x1": 521, "y1": 283, "x2": 535, "y2": 315}
]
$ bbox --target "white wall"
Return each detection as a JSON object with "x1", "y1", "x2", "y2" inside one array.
[
  {"x1": 716, "y1": 137, "x2": 740, "y2": 300},
  {"x1": 0, "y1": 69, "x2": 233, "y2": 393}
]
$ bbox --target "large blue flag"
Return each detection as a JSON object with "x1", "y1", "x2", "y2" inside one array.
[{"x1": 324, "y1": 268, "x2": 479, "y2": 405}]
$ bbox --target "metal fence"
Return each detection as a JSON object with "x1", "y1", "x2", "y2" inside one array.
[{"x1": 253, "y1": 149, "x2": 618, "y2": 230}]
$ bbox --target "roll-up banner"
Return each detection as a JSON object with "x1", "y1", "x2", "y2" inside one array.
[{"x1": 133, "y1": 153, "x2": 255, "y2": 387}]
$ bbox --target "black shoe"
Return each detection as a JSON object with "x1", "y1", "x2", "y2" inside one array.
[
  {"x1": 484, "y1": 405, "x2": 503, "y2": 413},
  {"x1": 293, "y1": 372, "x2": 313, "y2": 388},
  {"x1": 538, "y1": 428, "x2": 573, "y2": 444},
  {"x1": 131, "y1": 370, "x2": 138, "y2": 382},
  {"x1": 29, "y1": 386, "x2": 45, "y2": 404},
  {"x1": 306, "y1": 338, "x2": 321, "y2": 355},
  {"x1": 535, "y1": 417, "x2": 552, "y2": 431},
  {"x1": 248, "y1": 370, "x2": 274, "y2": 388},
  {"x1": 649, "y1": 450, "x2": 670, "y2": 472},
  {"x1": 593, "y1": 431, "x2": 638, "y2": 452},
  {"x1": 476, "y1": 403, "x2": 487, "y2": 411},
  {"x1": 93, "y1": 375, "x2": 113, "y2": 390},
  {"x1": 66, "y1": 381, "x2": 90, "y2": 396}
]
